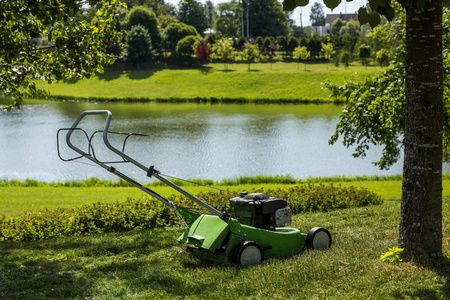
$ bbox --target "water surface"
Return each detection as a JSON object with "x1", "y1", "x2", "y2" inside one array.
[{"x1": 0, "y1": 100, "x2": 404, "y2": 182}]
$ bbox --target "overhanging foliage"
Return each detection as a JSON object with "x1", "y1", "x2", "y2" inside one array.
[{"x1": 0, "y1": 0, "x2": 125, "y2": 110}]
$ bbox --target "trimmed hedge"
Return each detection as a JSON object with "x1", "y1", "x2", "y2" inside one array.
[{"x1": 0, "y1": 184, "x2": 382, "y2": 241}]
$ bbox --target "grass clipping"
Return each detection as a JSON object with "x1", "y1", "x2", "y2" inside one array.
[{"x1": 0, "y1": 184, "x2": 382, "y2": 242}]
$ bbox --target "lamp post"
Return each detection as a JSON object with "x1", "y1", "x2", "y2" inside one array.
[
  {"x1": 246, "y1": 1, "x2": 249, "y2": 37},
  {"x1": 240, "y1": 0, "x2": 244, "y2": 36}
]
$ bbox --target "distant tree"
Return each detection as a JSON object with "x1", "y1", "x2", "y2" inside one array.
[
  {"x1": 339, "y1": 51, "x2": 350, "y2": 67},
  {"x1": 293, "y1": 46, "x2": 310, "y2": 70},
  {"x1": 178, "y1": 0, "x2": 209, "y2": 35},
  {"x1": 212, "y1": 38, "x2": 235, "y2": 70},
  {"x1": 263, "y1": 42, "x2": 278, "y2": 69},
  {"x1": 240, "y1": 42, "x2": 259, "y2": 70},
  {"x1": 255, "y1": 36, "x2": 264, "y2": 50},
  {"x1": 358, "y1": 44, "x2": 371, "y2": 67},
  {"x1": 339, "y1": 20, "x2": 362, "y2": 36},
  {"x1": 309, "y1": 2, "x2": 325, "y2": 26},
  {"x1": 158, "y1": 14, "x2": 177, "y2": 31},
  {"x1": 330, "y1": 18, "x2": 345, "y2": 36},
  {"x1": 123, "y1": 6, "x2": 161, "y2": 50},
  {"x1": 286, "y1": 36, "x2": 299, "y2": 57},
  {"x1": 247, "y1": 0, "x2": 288, "y2": 37},
  {"x1": 205, "y1": 0, "x2": 214, "y2": 29},
  {"x1": 299, "y1": 37, "x2": 308, "y2": 47},
  {"x1": 308, "y1": 35, "x2": 322, "y2": 58},
  {"x1": 159, "y1": 2, "x2": 177, "y2": 17},
  {"x1": 122, "y1": 0, "x2": 176, "y2": 17},
  {"x1": 263, "y1": 37, "x2": 273, "y2": 51},
  {"x1": 163, "y1": 22, "x2": 199, "y2": 53},
  {"x1": 194, "y1": 39, "x2": 214, "y2": 64},
  {"x1": 213, "y1": 0, "x2": 240, "y2": 37},
  {"x1": 321, "y1": 42, "x2": 335, "y2": 69},
  {"x1": 176, "y1": 35, "x2": 198, "y2": 63},
  {"x1": 237, "y1": 36, "x2": 247, "y2": 50},
  {"x1": 277, "y1": 35, "x2": 288, "y2": 56},
  {"x1": 125, "y1": 25, "x2": 153, "y2": 66}
]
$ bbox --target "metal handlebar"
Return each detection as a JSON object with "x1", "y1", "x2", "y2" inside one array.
[{"x1": 63, "y1": 110, "x2": 224, "y2": 218}]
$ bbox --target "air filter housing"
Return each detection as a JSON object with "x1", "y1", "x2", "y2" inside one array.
[{"x1": 229, "y1": 192, "x2": 292, "y2": 229}]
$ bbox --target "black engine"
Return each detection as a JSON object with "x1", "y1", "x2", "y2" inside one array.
[{"x1": 229, "y1": 192, "x2": 292, "y2": 230}]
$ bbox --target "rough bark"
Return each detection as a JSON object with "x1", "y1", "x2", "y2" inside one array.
[{"x1": 399, "y1": 0, "x2": 443, "y2": 257}]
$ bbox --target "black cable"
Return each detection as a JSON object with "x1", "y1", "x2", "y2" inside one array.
[{"x1": 158, "y1": 173, "x2": 235, "y2": 195}]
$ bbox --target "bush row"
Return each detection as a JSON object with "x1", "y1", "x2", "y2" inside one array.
[{"x1": 0, "y1": 184, "x2": 382, "y2": 241}]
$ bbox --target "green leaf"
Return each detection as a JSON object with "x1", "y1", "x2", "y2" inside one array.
[
  {"x1": 357, "y1": 7, "x2": 369, "y2": 25},
  {"x1": 324, "y1": 0, "x2": 341, "y2": 10},
  {"x1": 283, "y1": 0, "x2": 296, "y2": 11},
  {"x1": 381, "y1": 5, "x2": 395, "y2": 22},
  {"x1": 369, "y1": 13, "x2": 381, "y2": 28},
  {"x1": 295, "y1": 0, "x2": 310, "y2": 7}
]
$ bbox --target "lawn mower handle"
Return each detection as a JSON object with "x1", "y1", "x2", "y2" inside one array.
[{"x1": 65, "y1": 110, "x2": 225, "y2": 218}]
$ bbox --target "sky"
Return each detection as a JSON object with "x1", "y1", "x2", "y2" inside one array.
[{"x1": 165, "y1": 0, "x2": 368, "y2": 27}]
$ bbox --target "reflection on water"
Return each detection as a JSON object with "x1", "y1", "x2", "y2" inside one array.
[{"x1": 0, "y1": 99, "x2": 405, "y2": 182}]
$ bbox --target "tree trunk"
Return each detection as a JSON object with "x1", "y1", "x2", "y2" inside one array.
[{"x1": 399, "y1": 1, "x2": 443, "y2": 258}]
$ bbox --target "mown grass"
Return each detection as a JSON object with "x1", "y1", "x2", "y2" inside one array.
[
  {"x1": 0, "y1": 199, "x2": 449, "y2": 299},
  {"x1": 35, "y1": 62, "x2": 382, "y2": 102},
  {"x1": 0, "y1": 177, "x2": 449, "y2": 298}
]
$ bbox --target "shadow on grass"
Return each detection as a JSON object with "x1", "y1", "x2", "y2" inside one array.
[
  {"x1": 392, "y1": 256, "x2": 450, "y2": 299},
  {"x1": 0, "y1": 228, "x2": 185, "y2": 299},
  {"x1": 125, "y1": 64, "x2": 166, "y2": 80},
  {"x1": 425, "y1": 257, "x2": 450, "y2": 299},
  {"x1": 96, "y1": 67, "x2": 125, "y2": 81}
]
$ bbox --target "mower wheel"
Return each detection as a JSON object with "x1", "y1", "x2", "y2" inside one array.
[
  {"x1": 235, "y1": 241, "x2": 263, "y2": 266},
  {"x1": 306, "y1": 227, "x2": 332, "y2": 250}
]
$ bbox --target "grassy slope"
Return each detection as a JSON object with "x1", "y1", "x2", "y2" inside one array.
[{"x1": 36, "y1": 62, "x2": 381, "y2": 101}]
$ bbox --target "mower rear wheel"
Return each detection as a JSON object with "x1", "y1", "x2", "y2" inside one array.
[
  {"x1": 306, "y1": 227, "x2": 332, "y2": 250},
  {"x1": 236, "y1": 241, "x2": 263, "y2": 266}
]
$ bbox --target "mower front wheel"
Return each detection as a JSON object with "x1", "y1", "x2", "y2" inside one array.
[
  {"x1": 235, "y1": 241, "x2": 263, "y2": 266},
  {"x1": 306, "y1": 227, "x2": 332, "y2": 250}
]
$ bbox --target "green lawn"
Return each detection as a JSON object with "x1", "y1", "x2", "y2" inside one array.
[
  {"x1": 36, "y1": 62, "x2": 382, "y2": 102},
  {"x1": 1, "y1": 179, "x2": 449, "y2": 298},
  {"x1": 0, "y1": 199, "x2": 448, "y2": 299}
]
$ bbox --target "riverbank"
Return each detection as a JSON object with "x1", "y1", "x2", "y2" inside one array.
[
  {"x1": 35, "y1": 62, "x2": 382, "y2": 103},
  {"x1": 3, "y1": 175, "x2": 450, "y2": 217}
]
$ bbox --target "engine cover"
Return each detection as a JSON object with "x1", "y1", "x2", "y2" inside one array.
[{"x1": 229, "y1": 192, "x2": 292, "y2": 229}]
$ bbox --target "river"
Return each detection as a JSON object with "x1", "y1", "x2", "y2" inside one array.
[{"x1": 0, "y1": 99, "x2": 405, "y2": 183}]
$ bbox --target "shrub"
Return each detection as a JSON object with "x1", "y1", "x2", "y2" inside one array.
[
  {"x1": 163, "y1": 22, "x2": 199, "y2": 53},
  {"x1": 340, "y1": 51, "x2": 351, "y2": 67},
  {"x1": 176, "y1": 35, "x2": 198, "y2": 63},
  {"x1": 123, "y1": 6, "x2": 161, "y2": 50},
  {"x1": 0, "y1": 198, "x2": 172, "y2": 241},
  {"x1": 194, "y1": 39, "x2": 214, "y2": 64},
  {"x1": 125, "y1": 25, "x2": 152, "y2": 65},
  {"x1": 255, "y1": 36, "x2": 264, "y2": 50},
  {"x1": 286, "y1": 36, "x2": 299, "y2": 57},
  {"x1": 212, "y1": 38, "x2": 235, "y2": 70},
  {"x1": 0, "y1": 184, "x2": 382, "y2": 242},
  {"x1": 358, "y1": 44, "x2": 371, "y2": 67}
]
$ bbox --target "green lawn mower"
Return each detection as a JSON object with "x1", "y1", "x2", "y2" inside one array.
[{"x1": 58, "y1": 110, "x2": 332, "y2": 266}]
